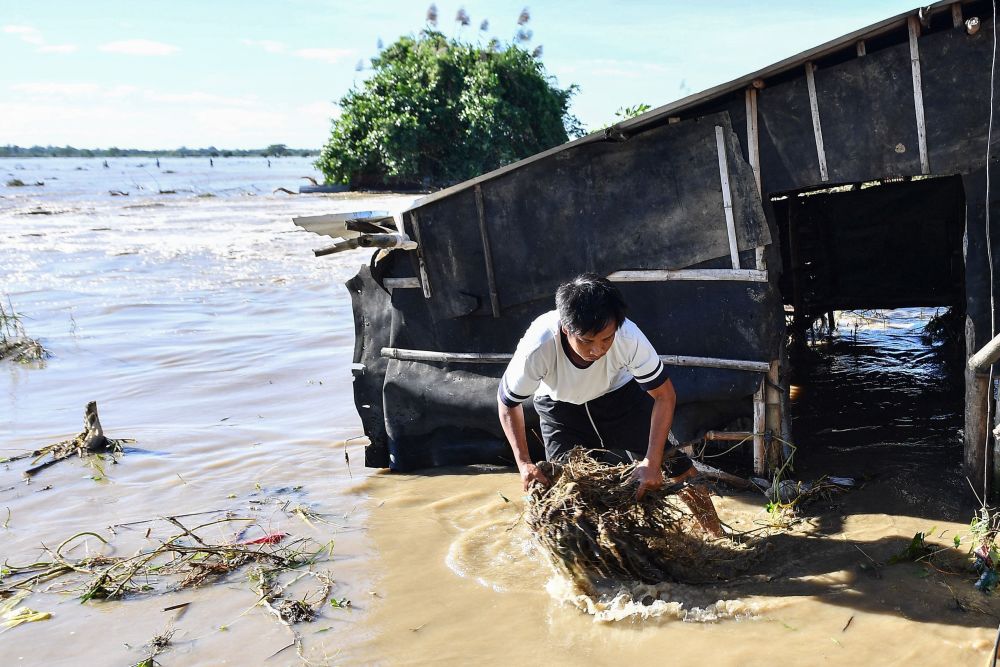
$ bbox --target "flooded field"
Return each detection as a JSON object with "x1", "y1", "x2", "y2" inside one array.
[{"x1": 2, "y1": 159, "x2": 999, "y2": 665}]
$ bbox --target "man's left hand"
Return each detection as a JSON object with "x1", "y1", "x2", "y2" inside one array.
[{"x1": 633, "y1": 458, "x2": 664, "y2": 500}]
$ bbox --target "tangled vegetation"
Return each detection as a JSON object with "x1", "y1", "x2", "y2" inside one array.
[
  {"x1": 316, "y1": 7, "x2": 581, "y2": 189},
  {"x1": 526, "y1": 450, "x2": 756, "y2": 593},
  {"x1": 0, "y1": 299, "x2": 47, "y2": 363}
]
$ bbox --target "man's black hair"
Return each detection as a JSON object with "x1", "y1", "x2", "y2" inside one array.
[{"x1": 555, "y1": 273, "x2": 627, "y2": 336}]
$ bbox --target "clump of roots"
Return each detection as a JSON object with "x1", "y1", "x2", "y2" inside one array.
[{"x1": 526, "y1": 449, "x2": 756, "y2": 593}]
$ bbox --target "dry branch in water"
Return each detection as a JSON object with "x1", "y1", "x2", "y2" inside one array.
[{"x1": 526, "y1": 449, "x2": 757, "y2": 593}]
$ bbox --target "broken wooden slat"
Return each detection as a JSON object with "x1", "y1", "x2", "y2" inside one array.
[
  {"x1": 744, "y1": 88, "x2": 761, "y2": 195},
  {"x1": 383, "y1": 277, "x2": 421, "y2": 289},
  {"x1": 908, "y1": 16, "x2": 931, "y2": 175},
  {"x1": 474, "y1": 184, "x2": 502, "y2": 318},
  {"x1": 408, "y1": 211, "x2": 433, "y2": 299},
  {"x1": 755, "y1": 246, "x2": 767, "y2": 273},
  {"x1": 381, "y1": 347, "x2": 770, "y2": 373},
  {"x1": 804, "y1": 62, "x2": 830, "y2": 182},
  {"x1": 714, "y1": 125, "x2": 741, "y2": 270},
  {"x1": 608, "y1": 268, "x2": 767, "y2": 282},
  {"x1": 856, "y1": 40, "x2": 866, "y2": 57}
]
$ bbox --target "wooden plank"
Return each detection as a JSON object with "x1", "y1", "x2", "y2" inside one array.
[
  {"x1": 856, "y1": 40, "x2": 866, "y2": 57},
  {"x1": 383, "y1": 277, "x2": 421, "y2": 289},
  {"x1": 753, "y1": 380, "x2": 767, "y2": 475},
  {"x1": 407, "y1": 212, "x2": 433, "y2": 299},
  {"x1": 608, "y1": 268, "x2": 767, "y2": 282},
  {"x1": 381, "y1": 347, "x2": 771, "y2": 372},
  {"x1": 714, "y1": 125, "x2": 741, "y2": 269},
  {"x1": 765, "y1": 360, "x2": 784, "y2": 469},
  {"x1": 952, "y1": 2, "x2": 963, "y2": 28},
  {"x1": 744, "y1": 88, "x2": 761, "y2": 195},
  {"x1": 474, "y1": 184, "x2": 502, "y2": 318},
  {"x1": 908, "y1": 16, "x2": 931, "y2": 175},
  {"x1": 969, "y1": 331, "x2": 1000, "y2": 371},
  {"x1": 804, "y1": 62, "x2": 830, "y2": 182}
]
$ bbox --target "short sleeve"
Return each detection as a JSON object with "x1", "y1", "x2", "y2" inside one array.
[
  {"x1": 498, "y1": 344, "x2": 547, "y2": 407},
  {"x1": 625, "y1": 322, "x2": 669, "y2": 392}
]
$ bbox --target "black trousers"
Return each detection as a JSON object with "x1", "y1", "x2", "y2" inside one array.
[{"x1": 533, "y1": 380, "x2": 694, "y2": 477}]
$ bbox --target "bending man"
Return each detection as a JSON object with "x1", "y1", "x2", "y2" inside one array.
[{"x1": 497, "y1": 273, "x2": 723, "y2": 537}]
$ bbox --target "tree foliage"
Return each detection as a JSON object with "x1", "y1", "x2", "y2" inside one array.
[{"x1": 316, "y1": 28, "x2": 581, "y2": 189}]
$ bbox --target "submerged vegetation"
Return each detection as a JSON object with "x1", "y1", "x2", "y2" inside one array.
[{"x1": 0, "y1": 299, "x2": 47, "y2": 364}]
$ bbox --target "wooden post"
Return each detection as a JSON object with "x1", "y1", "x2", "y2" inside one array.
[
  {"x1": 753, "y1": 379, "x2": 767, "y2": 475},
  {"x1": 714, "y1": 125, "x2": 741, "y2": 270},
  {"x1": 804, "y1": 62, "x2": 830, "y2": 182},
  {"x1": 966, "y1": 315, "x2": 991, "y2": 498},
  {"x1": 765, "y1": 360, "x2": 783, "y2": 469},
  {"x1": 907, "y1": 16, "x2": 931, "y2": 175},
  {"x1": 952, "y1": 3, "x2": 963, "y2": 28}
]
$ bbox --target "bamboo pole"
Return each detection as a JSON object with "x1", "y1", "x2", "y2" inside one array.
[
  {"x1": 474, "y1": 185, "x2": 502, "y2": 318},
  {"x1": 744, "y1": 88, "x2": 761, "y2": 195},
  {"x1": 380, "y1": 347, "x2": 770, "y2": 372},
  {"x1": 965, "y1": 315, "x2": 991, "y2": 497},
  {"x1": 608, "y1": 269, "x2": 767, "y2": 282},
  {"x1": 765, "y1": 360, "x2": 783, "y2": 469}
]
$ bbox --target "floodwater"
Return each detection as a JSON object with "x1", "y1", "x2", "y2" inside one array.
[{"x1": 2, "y1": 159, "x2": 999, "y2": 666}]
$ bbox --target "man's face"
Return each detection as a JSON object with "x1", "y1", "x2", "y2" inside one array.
[{"x1": 562, "y1": 319, "x2": 617, "y2": 363}]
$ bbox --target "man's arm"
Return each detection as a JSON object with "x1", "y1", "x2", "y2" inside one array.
[
  {"x1": 497, "y1": 398, "x2": 550, "y2": 490},
  {"x1": 633, "y1": 378, "x2": 676, "y2": 499}
]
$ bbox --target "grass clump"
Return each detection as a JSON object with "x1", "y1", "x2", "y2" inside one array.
[{"x1": 0, "y1": 299, "x2": 48, "y2": 363}]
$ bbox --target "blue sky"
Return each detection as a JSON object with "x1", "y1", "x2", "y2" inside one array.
[{"x1": 0, "y1": 1, "x2": 921, "y2": 149}]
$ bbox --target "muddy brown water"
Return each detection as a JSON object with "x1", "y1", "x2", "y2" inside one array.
[{"x1": 2, "y1": 161, "x2": 999, "y2": 665}]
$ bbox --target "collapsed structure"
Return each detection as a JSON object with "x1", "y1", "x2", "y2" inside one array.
[{"x1": 298, "y1": 0, "x2": 1000, "y2": 497}]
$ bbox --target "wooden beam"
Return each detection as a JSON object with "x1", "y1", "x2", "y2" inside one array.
[
  {"x1": 908, "y1": 16, "x2": 931, "y2": 175},
  {"x1": 383, "y1": 277, "x2": 421, "y2": 289},
  {"x1": 856, "y1": 40, "x2": 866, "y2": 57},
  {"x1": 755, "y1": 246, "x2": 767, "y2": 272},
  {"x1": 704, "y1": 431, "x2": 754, "y2": 442},
  {"x1": 474, "y1": 184, "x2": 501, "y2": 318},
  {"x1": 804, "y1": 62, "x2": 830, "y2": 182},
  {"x1": 744, "y1": 88, "x2": 761, "y2": 195},
  {"x1": 952, "y1": 2, "x2": 963, "y2": 28},
  {"x1": 608, "y1": 268, "x2": 767, "y2": 282},
  {"x1": 381, "y1": 347, "x2": 771, "y2": 372},
  {"x1": 714, "y1": 125, "x2": 741, "y2": 269},
  {"x1": 753, "y1": 380, "x2": 767, "y2": 475},
  {"x1": 407, "y1": 212, "x2": 432, "y2": 299}
]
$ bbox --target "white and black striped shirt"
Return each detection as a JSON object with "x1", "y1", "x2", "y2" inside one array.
[{"x1": 499, "y1": 311, "x2": 668, "y2": 407}]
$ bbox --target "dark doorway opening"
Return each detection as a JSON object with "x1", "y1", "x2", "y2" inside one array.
[{"x1": 772, "y1": 176, "x2": 968, "y2": 517}]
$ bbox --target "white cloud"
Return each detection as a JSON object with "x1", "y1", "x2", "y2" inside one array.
[
  {"x1": 3, "y1": 25, "x2": 43, "y2": 45},
  {"x1": 292, "y1": 47, "x2": 354, "y2": 64},
  {"x1": 11, "y1": 82, "x2": 102, "y2": 96},
  {"x1": 145, "y1": 90, "x2": 256, "y2": 107},
  {"x1": 99, "y1": 39, "x2": 179, "y2": 56},
  {"x1": 3, "y1": 24, "x2": 77, "y2": 53},
  {"x1": 243, "y1": 39, "x2": 286, "y2": 54},
  {"x1": 38, "y1": 43, "x2": 77, "y2": 54}
]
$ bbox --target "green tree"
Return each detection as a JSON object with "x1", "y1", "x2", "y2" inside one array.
[{"x1": 316, "y1": 28, "x2": 580, "y2": 189}]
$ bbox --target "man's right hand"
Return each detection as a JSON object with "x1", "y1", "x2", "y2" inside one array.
[{"x1": 518, "y1": 462, "x2": 551, "y2": 491}]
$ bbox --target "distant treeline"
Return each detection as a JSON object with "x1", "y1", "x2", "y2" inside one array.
[{"x1": 0, "y1": 144, "x2": 318, "y2": 158}]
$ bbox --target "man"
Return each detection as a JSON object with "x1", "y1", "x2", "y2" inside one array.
[{"x1": 497, "y1": 273, "x2": 723, "y2": 537}]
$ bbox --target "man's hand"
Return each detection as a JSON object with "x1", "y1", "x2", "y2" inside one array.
[
  {"x1": 518, "y1": 461, "x2": 551, "y2": 491},
  {"x1": 633, "y1": 458, "x2": 664, "y2": 500}
]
